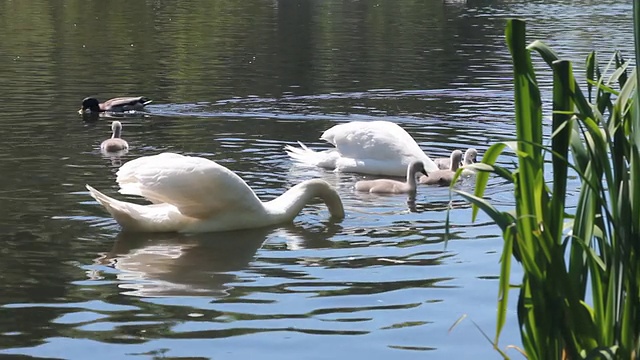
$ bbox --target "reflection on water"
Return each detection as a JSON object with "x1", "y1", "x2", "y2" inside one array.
[
  {"x1": 0, "y1": 0, "x2": 633, "y2": 358},
  {"x1": 94, "y1": 225, "x2": 341, "y2": 297},
  {"x1": 81, "y1": 111, "x2": 154, "y2": 123}
]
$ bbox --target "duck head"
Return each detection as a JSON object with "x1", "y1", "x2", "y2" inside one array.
[{"x1": 80, "y1": 97, "x2": 101, "y2": 113}]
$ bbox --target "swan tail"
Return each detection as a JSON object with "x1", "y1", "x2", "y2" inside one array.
[
  {"x1": 284, "y1": 142, "x2": 338, "y2": 169},
  {"x1": 284, "y1": 141, "x2": 314, "y2": 163},
  {"x1": 86, "y1": 185, "x2": 192, "y2": 232},
  {"x1": 86, "y1": 185, "x2": 144, "y2": 230}
]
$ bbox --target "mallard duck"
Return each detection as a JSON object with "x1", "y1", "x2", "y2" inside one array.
[
  {"x1": 355, "y1": 160, "x2": 427, "y2": 194},
  {"x1": 100, "y1": 121, "x2": 129, "y2": 153},
  {"x1": 79, "y1": 96, "x2": 152, "y2": 113}
]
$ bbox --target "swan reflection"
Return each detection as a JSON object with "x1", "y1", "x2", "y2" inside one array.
[
  {"x1": 94, "y1": 225, "x2": 340, "y2": 297},
  {"x1": 100, "y1": 149, "x2": 128, "y2": 168}
]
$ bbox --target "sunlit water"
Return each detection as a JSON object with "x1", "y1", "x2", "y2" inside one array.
[{"x1": 0, "y1": 0, "x2": 633, "y2": 359}]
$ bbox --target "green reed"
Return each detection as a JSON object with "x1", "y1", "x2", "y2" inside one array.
[{"x1": 453, "y1": 18, "x2": 640, "y2": 359}]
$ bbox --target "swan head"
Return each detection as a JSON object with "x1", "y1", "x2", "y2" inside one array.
[
  {"x1": 304, "y1": 179, "x2": 345, "y2": 220},
  {"x1": 80, "y1": 97, "x2": 101, "y2": 113},
  {"x1": 463, "y1": 148, "x2": 478, "y2": 165},
  {"x1": 408, "y1": 160, "x2": 428, "y2": 178}
]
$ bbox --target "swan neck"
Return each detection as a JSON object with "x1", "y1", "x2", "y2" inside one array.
[
  {"x1": 451, "y1": 159, "x2": 461, "y2": 171},
  {"x1": 406, "y1": 166, "x2": 420, "y2": 191},
  {"x1": 264, "y1": 180, "x2": 344, "y2": 222},
  {"x1": 450, "y1": 153, "x2": 462, "y2": 171},
  {"x1": 112, "y1": 122, "x2": 122, "y2": 139}
]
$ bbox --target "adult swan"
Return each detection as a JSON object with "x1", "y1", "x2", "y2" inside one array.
[
  {"x1": 285, "y1": 121, "x2": 439, "y2": 176},
  {"x1": 86, "y1": 153, "x2": 345, "y2": 233}
]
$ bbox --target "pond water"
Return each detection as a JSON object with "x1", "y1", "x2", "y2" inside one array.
[{"x1": 0, "y1": 0, "x2": 633, "y2": 359}]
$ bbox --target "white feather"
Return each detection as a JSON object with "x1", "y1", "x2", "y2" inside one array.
[
  {"x1": 86, "y1": 153, "x2": 344, "y2": 233},
  {"x1": 285, "y1": 121, "x2": 439, "y2": 176}
]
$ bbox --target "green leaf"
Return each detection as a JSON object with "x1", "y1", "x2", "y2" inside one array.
[{"x1": 469, "y1": 141, "x2": 511, "y2": 221}]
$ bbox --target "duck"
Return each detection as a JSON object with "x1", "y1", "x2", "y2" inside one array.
[
  {"x1": 285, "y1": 121, "x2": 439, "y2": 176},
  {"x1": 434, "y1": 148, "x2": 478, "y2": 170},
  {"x1": 85, "y1": 153, "x2": 345, "y2": 233},
  {"x1": 79, "y1": 96, "x2": 152, "y2": 113},
  {"x1": 419, "y1": 150, "x2": 463, "y2": 186},
  {"x1": 100, "y1": 121, "x2": 129, "y2": 153},
  {"x1": 355, "y1": 160, "x2": 427, "y2": 194}
]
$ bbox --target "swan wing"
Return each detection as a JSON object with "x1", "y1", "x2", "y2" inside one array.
[
  {"x1": 116, "y1": 153, "x2": 264, "y2": 219},
  {"x1": 322, "y1": 121, "x2": 433, "y2": 164}
]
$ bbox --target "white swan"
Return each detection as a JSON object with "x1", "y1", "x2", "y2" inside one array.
[
  {"x1": 285, "y1": 121, "x2": 439, "y2": 176},
  {"x1": 420, "y1": 150, "x2": 463, "y2": 186},
  {"x1": 355, "y1": 160, "x2": 427, "y2": 194},
  {"x1": 85, "y1": 153, "x2": 345, "y2": 233},
  {"x1": 101, "y1": 121, "x2": 129, "y2": 153},
  {"x1": 434, "y1": 148, "x2": 478, "y2": 170}
]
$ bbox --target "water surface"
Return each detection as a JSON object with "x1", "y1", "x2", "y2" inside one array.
[{"x1": 0, "y1": 0, "x2": 634, "y2": 359}]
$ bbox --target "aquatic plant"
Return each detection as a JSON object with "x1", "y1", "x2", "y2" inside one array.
[{"x1": 454, "y1": 16, "x2": 640, "y2": 359}]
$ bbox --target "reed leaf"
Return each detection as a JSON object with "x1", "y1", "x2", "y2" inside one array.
[{"x1": 464, "y1": 17, "x2": 640, "y2": 359}]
